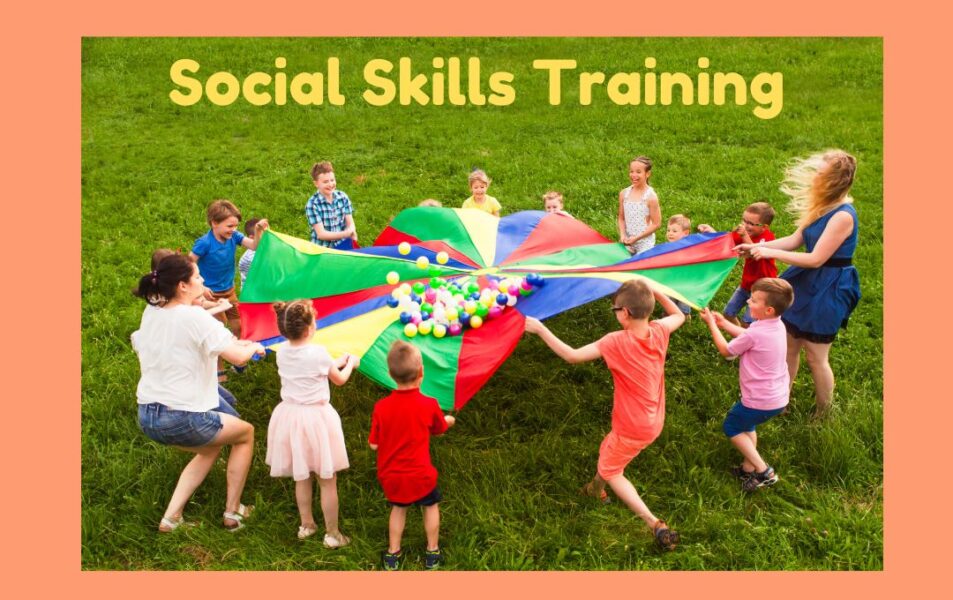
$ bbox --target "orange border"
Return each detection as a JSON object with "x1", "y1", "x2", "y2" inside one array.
[{"x1": 8, "y1": 0, "x2": 945, "y2": 596}]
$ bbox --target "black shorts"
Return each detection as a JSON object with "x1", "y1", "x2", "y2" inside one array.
[{"x1": 389, "y1": 486, "x2": 442, "y2": 507}]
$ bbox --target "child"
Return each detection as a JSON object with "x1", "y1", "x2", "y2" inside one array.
[
  {"x1": 189, "y1": 200, "x2": 268, "y2": 336},
  {"x1": 238, "y1": 218, "x2": 261, "y2": 287},
  {"x1": 542, "y1": 190, "x2": 573, "y2": 218},
  {"x1": 369, "y1": 341, "x2": 456, "y2": 570},
  {"x1": 305, "y1": 161, "x2": 358, "y2": 249},
  {"x1": 266, "y1": 300, "x2": 359, "y2": 547},
  {"x1": 698, "y1": 201, "x2": 778, "y2": 327},
  {"x1": 665, "y1": 214, "x2": 693, "y2": 317},
  {"x1": 524, "y1": 280, "x2": 686, "y2": 551},
  {"x1": 617, "y1": 156, "x2": 661, "y2": 255},
  {"x1": 461, "y1": 169, "x2": 501, "y2": 216},
  {"x1": 699, "y1": 278, "x2": 794, "y2": 492}
]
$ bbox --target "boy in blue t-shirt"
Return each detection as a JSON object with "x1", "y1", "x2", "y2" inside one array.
[{"x1": 189, "y1": 199, "x2": 268, "y2": 337}]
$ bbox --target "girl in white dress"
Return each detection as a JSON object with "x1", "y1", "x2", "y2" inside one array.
[
  {"x1": 266, "y1": 300, "x2": 359, "y2": 547},
  {"x1": 617, "y1": 156, "x2": 662, "y2": 255}
]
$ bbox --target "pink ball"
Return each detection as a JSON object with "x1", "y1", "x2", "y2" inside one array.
[
  {"x1": 411, "y1": 315, "x2": 422, "y2": 325},
  {"x1": 425, "y1": 290, "x2": 437, "y2": 303},
  {"x1": 488, "y1": 306, "x2": 503, "y2": 319},
  {"x1": 449, "y1": 322, "x2": 463, "y2": 336},
  {"x1": 488, "y1": 279, "x2": 499, "y2": 290},
  {"x1": 521, "y1": 279, "x2": 533, "y2": 290},
  {"x1": 508, "y1": 285, "x2": 520, "y2": 295}
]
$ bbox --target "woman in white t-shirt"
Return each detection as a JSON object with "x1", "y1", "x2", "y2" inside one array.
[{"x1": 132, "y1": 254, "x2": 265, "y2": 532}]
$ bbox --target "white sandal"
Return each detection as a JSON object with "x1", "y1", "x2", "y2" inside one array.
[
  {"x1": 323, "y1": 532, "x2": 351, "y2": 549},
  {"x1": 297, "y1": 525, "x2": 318, "y2": 540},
  {"x1": 223, "y1": 504, "x2": 254, "y2": 531},
  {"x1": 158, "y1": 516, "x2": 185, "y2": 533}
]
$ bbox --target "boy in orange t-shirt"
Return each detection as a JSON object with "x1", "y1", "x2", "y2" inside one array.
[{"x1": 524, "y1": 279, "x2": 686, "y2": 550}]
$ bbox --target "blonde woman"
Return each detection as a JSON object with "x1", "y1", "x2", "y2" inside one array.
[{"x1": 736, "y1": 150, "x2": 860, "y2": 417}]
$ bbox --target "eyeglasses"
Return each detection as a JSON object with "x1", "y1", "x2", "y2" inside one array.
[{"x1": 742, "y1": 218, "x2": 763, "y2": 227}]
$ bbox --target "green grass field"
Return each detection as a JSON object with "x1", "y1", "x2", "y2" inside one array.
[{"x1": 81, "y1": 37, "x2": 882, "y2": 570}]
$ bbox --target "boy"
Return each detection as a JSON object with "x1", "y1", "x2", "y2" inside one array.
[
  {"x1": 542, "y1": 190, "x2": 573, "y2": 218},
  {"x1": 189, "y1": 200, "x2": 267, "y2": 336},
  {"x1": 698, "y1": 201, "x2": 777, "y2": 327},
  {"x1": 524, "y1": 280, "x2": 686, "y2": 550},
  {"x1": 699, "y1": 277, "x2": 794, "y2": 492},
  {"x1": 305, "y1": 161, "x2": 358, "y2": 249},
  {"x1": 369, "y1": 341, "x2": 456, "y2": 570},
  {"x1": 665, "y1": 214, "x2": 693, "y2": 317},
  {"x1": 238, "y1": 218, "x2": 261, "y2": 287}
]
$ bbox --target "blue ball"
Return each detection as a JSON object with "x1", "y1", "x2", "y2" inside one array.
[
  {"x1": 469, "y1": 292, "x2": 481, "y2": 301},
  {"x1": 421, "y1": 311, "x2": 431, "y2": 321},
  {"x1": 399, "y1": 311, "x2": 413, "y2": 324},
  {"x1": 386, "y1": 297, "x2": 400, "y2": 308},
  {"x1": 410, "y1": 293, "x2": 421, "y2": 304},
  {"x1": 496, "y1": 293, "x2": 509, "y2": 306},
  {"x1": 459, "y1": 312, "x2": 471, "y2": 325}
]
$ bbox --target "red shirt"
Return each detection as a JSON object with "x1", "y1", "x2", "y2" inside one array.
[
  {"x1": 732, "y1": 228, "x2": 778, "y2": 290},
  {"x1": 596, "y1": 321, "x2": 671, "y2": 443},
  {"x1": 369, "y1": 388, "x2": 449, "y2": 503}
]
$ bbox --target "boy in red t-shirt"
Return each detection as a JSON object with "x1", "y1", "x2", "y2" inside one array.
[
  {"x1": 524, "y1": 280, "x2": 686, "y2": 551},
  {"x1": 698, "y1": 201, "x2": 778, "y2": 327},
  {"x1": 369, "y1": 341, "x2": 456, "y2": 570}
]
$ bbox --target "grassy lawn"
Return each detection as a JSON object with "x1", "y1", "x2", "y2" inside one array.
[{"x1": 81, "y1": 37, "x2": 882, "y2": 570}]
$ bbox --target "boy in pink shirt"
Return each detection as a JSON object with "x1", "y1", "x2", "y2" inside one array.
[
  {"x1": 525, "y1": 279, "x2": 686, "y2": 551},
  {"x1": 700, "y1": 277, "x2": 794, "y2": 492}
]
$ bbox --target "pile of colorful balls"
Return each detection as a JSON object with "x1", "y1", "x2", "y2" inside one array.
[{"x1": 384, "y1": 244, "x2": 545, "y2": 339}]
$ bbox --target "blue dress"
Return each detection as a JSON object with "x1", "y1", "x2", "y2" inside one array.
[{"x1": 780, "y1": 204, "x2": 860, "y2": 343}]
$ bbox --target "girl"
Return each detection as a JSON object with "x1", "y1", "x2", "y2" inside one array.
[
  {"x1": 132, "y1": 254, "x2": 264, "y2": 532},
  {"x1": 266, "y1": 300, "x2": 359, "y2": 546},
  {"x1": 736, "y1": 149, "x2": 860, "y2": 417},
  {"x1": 461, "y1": 169, "x2": 502, "y2": 216},
  {"x1": 617, "y1": 156, "x2": 662, "y2": 255}
]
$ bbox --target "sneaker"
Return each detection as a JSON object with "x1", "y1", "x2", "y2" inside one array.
[
  {"x1": 730, "y1": 465, "x2": 755, "y2": 481},
  {"x1": 653, "y1": 520, "x2": 680, "y2": 551},
  {"x1": 424, "y1": 548, "x2": 443, "y2": 570},
  {"x1": 381, "y1": 549, "x2": 403, "y2": 571},
  {"x1": 742, "y1": 466, "x2": 779, "y2": 492}
]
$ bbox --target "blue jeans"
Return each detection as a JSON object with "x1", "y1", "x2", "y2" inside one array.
[
  {"x1": 724, "y1": 287, "x2": 753, "y2": 323},
  {"x1": 138, "y1": 395, "x2": 239, "y2": 447}
]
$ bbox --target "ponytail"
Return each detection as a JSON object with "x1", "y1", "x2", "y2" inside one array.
[{"x1": 133, "y1": 254, "x2": 194, "y2": 305}]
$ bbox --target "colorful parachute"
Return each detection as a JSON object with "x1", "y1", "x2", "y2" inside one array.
[{"x1": 240, "y1": 207, "x2": 737, "y2": 410}]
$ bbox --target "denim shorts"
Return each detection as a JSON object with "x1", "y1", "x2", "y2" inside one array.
[
  {"x1": 390, "y1": 486, "x2": 442, "y2": 507},
  {"x1": 724, "y1": 287, "x2": 753, "y2": 323},
  {"x1": 722, "y1": 401, "x2": 785, "y2": 437},
  {"x1": 138, "y1": 395, "x2": 239, "y2": 447}
]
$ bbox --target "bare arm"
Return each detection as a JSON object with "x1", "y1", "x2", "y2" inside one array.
[
  {"x1": 747, "y1": 212, "x2": 853, "y2": 268},
  {"x1": 737, "y1": 229, "x2": 804, "y2": 254},
  {"x1": 312, "y1": 221, "x2": 356, "y2": 243},
  {"x1": 617, "y1": 190, "x2": 627, "y2": 241},
  {"x1": 344, "y1": 214, "x2": 358, "y2": 242},
  {"x1": 524, "y1": 317, "x2": 602, "y2": 364},
  {"x1": 369, "y1": 442, "x2": 378, "y2": 450},
  {"x1": 240, "y1": 219, "x2": 269, "y2": 250},
  {"x1": 700, "y1": 309, "x2": 733, "y2": 358},
  {"x1": 329, "y1": 354, "x2": 359, "y2": 386},
  {"x1": 654, "y1": 290, "x2": 686, "y2": 333},
  {"x1": 220, "y1": 340, "x2": 266, "y2": 366}
]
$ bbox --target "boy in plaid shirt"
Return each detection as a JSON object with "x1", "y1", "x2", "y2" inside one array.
[{"x1": 305, "y1": 161, "x2": 358, "y2": 249}]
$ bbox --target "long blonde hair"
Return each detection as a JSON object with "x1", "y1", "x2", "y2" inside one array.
[{"x1": 780, "y1": 149, "x2": 857, "y2": 227}]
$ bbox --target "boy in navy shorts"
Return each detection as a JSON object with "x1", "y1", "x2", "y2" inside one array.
[
  {"x1": 369, "y1": 341, "x2": 456, "y2": 570},
  {"x1": 700, "y1": 277, "x2": 794, "y2": 492}
]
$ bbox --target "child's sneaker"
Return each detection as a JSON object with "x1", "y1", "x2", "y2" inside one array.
[
  {"x1": 742, "y1": 466, "x2": 779, "y2": 492},
  {"x1": 730, "y1": 465, "x2": 754, "y2": 481},
  {"x1": 424, "y1": 548, "x2": 443, "y2": 570},
  {"x1": 653, "y1": 520, "x2": 680, "y2": 551},
  {"x1": 381, "y1": 549, "x2": 403, "y2": 571}
]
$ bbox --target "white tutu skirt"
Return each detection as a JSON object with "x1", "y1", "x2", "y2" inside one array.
[{"x1": 266, "y1": 401, "x2": 349, "y2": 480}]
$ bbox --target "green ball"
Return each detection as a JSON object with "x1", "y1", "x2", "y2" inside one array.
[
  {"x1": 412, "y1": 282, "x2": 426, "y2": 295},
  {"x1": 475, "y1": 304, "x2": 489, "y2": 317}
]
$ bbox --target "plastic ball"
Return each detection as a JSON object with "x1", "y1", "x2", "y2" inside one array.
[
  {"x1": 399, "y1": 311, "x2": 413, "y2": 324},
  {"x1": 398, "y1": 242, "x2": 411, "y2": 255},
  {"x1": 421, "y1": 302, "x2": 434, "y2": 314},
  {"x1": 488, "y1": 306, "x2": 503, "y2": 320},
  {"x1": 421, "y1": 311, "x2": 431, "y2": 321},
  {"x1": 521, "y1": 279, "x2": 533, "y2": 291},
  {"x1": 418, "y1": 320, "x2": 433, "y2": 335},
  {"x1": 469, "y1": 292, "x2": 481, "y2": 301},
  {"x1": 391, "y1": 288, "x2": 403, "y2": 300},
  {"x1": 469, "y1": 315, "x2": 484, "y2": 329},
  {"x1": 433, "y1": 323, "x2": 447, "y2": 338},
  {"x1": 445, "y1": 307, "x2": 459, "y2": 322},
  {"x1": 459, "y1": 312, "x2": 471, "y2": 325},
  {"x1": 424, "y1": 290, "x2": 437, "y2": 303},
  {"x1": 488, "y1": 279, "x2": 499, "y2": 290},
  {"x1": 398, "y1": 296, "x2": 412, "y2": 310},
  {"x1": 404, "y1": 323, "x2": 418, "y2": 337},
  {"x1": 411, "y1": 314, "x2": 422, "y2": 325},
  {"x1": 519, "y1": 287, "x2": 533, "y2": 297},
  {"x1": 506, "y1": 294, "x2": 518, "y2": 307},
  {"x1": 386, "y1": 297, "x2": 400, "y2": 308},
  {"x1": 386, "y1": 271, "x2": 400, "y2": 285},
  {"x1": 448, "y1": 322, "x2": 463, "y2": 336},
  {"x1": 508, "y1": 285, "x2": 520, "y2": 296},
  {"x1": 399, "y1": 283, "x2": 411, "y2": 295},
  {"x1": 409, "y1": 302, "x2": 421, "y2": 313},
  {"x1": 409, "y1": 282, "x2": 424, "y2": 295},
  {"x1": 436, "y1": 251, "x2": 449, "y2": 264},
  {"x1": 416, "y1": 255, "x2": 430, "y2": 270},
  {"x1": 464, "y1": 301, "x2": 478, "y2": 315},
  {"x1": 430, "y1": 277, "x2": 445, "y2": 289},
  {"x1": 467, "y1": 283, "x2": 480, "y2": 295},
  {"x1": 475, "y1": 304, "x2": 489, "y2": 317},
  {"x1": 496, "y1": 293, "x2": 509, "y2": 306}
]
